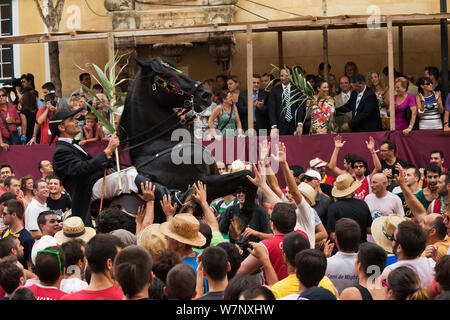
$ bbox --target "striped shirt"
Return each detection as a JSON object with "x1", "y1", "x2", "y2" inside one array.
[{"x1": 419, "y1": 93, "x2": 442, "y2": 129}]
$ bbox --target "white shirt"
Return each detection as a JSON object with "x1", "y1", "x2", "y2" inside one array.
[
  {"x1": 58, "y1": 137, "x2": 88, "y2": 156},
  {"x1": 341, "y1": 91, "x2": 351, "y2": 104},
  {"x1": 25, "y1": 198, "x2": 49, "y2": 231},
  {"x1": 326, "y1": 252, "x2": 359, "y2": 294},
  {"x1": 280, "y1": 194, "x2": 315, "y2": 248},
  {"x1": 383, "y1": 257, "x2": 436, "y2": 288},
  {"x1": 60, "y1": 278, "x2": 88, "y2": 293},
  {"x1": 295, "y1": 197, "x2": 316, "y2": 249},
  {"x1": 364, "y1": 191, "x2": 405, "y2": 219}
]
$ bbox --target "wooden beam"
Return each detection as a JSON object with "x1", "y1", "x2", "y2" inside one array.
[
  {"x1": 0, "y1": 13, "x2": 449, "y2": 46},
  {"x1": 387, "y1": 17, "x2": 395, "y2": 131},
  {"x1": 247, "y1": 25, "x2": 254, "y2": 136},
  {"x1": 108, "y1": 33, "x2": 115, "y2": 63},
  {"x1": 278, "y1": 31, "x2": 283, "y2": 67},
  {"x1": 398, "y1": 26, "x2": 404, "y2": 74},
  {"x1": 323, "y1": 25, "x2": 329, "y2": 81}
]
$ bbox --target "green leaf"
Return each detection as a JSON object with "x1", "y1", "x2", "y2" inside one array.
[
  {"x1": 86, "y1": 102, "x2": 116, "y2": 134},
  {"x1": 93, "y1": 64, "x2": 113, "y2": 93}
]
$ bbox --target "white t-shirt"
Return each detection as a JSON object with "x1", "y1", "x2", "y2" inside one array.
[
  {"x1": 295, "y1": 197, "x2": 316, "y2": 249},
  {"x1": 364, "y1": 191, "x2": 404, "y2": 219},
  {"x1": 60, "y1": 278, "x2": 89, "y2": 293},
  {"x1": 280, "y1": 194, "x2": 316, "y2": 248},
  {"x1": 383, "y1": 257, "x2": 436, "y2": 288},
  {"x1": 25, "y1": 198, "x2": 50, "y2": 232},
  {"x1": 326, "y1": 252, "x2": 359, "y2": 294}
]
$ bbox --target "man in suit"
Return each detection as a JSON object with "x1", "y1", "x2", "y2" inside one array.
[
  {"x1": 334, "y1": 75, "x2": 353, "y2": 127},
  {"x1": 237, "y1": 74, "x2": 269, "y2": 135},
  {"x1": 49, "y1": 108, "x2": 192, "y2": 225},
  {"x1": 340, "y1": 74, "x2": 382, "y2": 132},
  {"x1": 267, "y1": 67, "x2": 306, "y2": 136}
]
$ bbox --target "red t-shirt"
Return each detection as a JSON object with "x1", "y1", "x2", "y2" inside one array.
[
  {"x1": 354, "y1": 176, "x2": 370, "y2": 200},
  {"x1": 0, "y1": 104, "x2": 20, "y2": 140},
  {"x1": 25, "y1": 284, "x2": 67, "y2": 300},
  {"x1": 260, "y1": 230, "x2": 309, "y2": 283},
  {"x1": 60, "y1": 285, "x2": 123, "y2": 300},
  {"x1": 322, "y1": 174, "x2": 335, "y2": 185},
  {"x1": 36, "y1": 107, "x2": 60, "y2": 144}
]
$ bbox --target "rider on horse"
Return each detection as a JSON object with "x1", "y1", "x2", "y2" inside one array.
[{"x1": 49, "y1": 107, "x2": 193, "y2": 226}]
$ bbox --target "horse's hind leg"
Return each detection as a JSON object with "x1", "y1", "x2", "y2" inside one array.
[{"x1": 202, "y1": 170, "x2": 256, "y2": 202}]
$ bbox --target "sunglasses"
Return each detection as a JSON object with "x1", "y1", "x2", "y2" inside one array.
[
  {"x1": 424, "y1": 82, "x2": 432, "y2": 85},
  {"x1": 381, "y1": 279, "x2": 391, "y2": 290},
  {"x1": 37, "y1": 249, "x2": 62, "y2": 275},
  {"x1": 0, "y1": 95, "x2": 7, "y2": 97}
]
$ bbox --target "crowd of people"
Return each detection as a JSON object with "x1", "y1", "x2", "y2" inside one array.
[
  {"x1": 0, "y1": 130, "x2": 448, "y2": 300},
  {"x1": 0, "y1": 61, "x2": 448, "y2": 150},
  {"x1": 0, "y1": 62, "x2": 448, "y2": 301}
]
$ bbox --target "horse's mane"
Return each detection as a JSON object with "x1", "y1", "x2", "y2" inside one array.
[{"x1": 117, "y1": 56, "x2": 186, "y2": 141}]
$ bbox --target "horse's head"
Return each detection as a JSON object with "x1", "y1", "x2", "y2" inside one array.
[{"x1": 136, "y1": 57, "x2": 211, "y2": 113}]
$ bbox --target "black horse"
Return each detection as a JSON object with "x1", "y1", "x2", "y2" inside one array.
[{"x1": 115, "y1": 56, "x2": 255, "y2": 223}]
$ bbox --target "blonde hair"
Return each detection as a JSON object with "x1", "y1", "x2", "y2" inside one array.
[
  {"x1": 69, "y1": 96, "x2": 81, "y2": 110},
  {"x1": 367, "y1": 71, "x2": 387, "y2": 91},
  {"x1": 395, "y1": 76, "x2": 410, "y2": 91}
]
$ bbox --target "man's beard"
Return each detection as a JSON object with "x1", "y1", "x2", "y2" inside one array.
[{"x1": 439, "y1": 189, "x2": 448, "y2": 198}]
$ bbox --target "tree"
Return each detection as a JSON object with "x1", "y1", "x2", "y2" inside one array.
[{"x1": 34, "y1": 0, "x2": 65, "y2": 98}]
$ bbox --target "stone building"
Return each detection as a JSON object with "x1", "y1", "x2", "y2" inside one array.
[{"x1": 1, "y1": 0, "x2": 448, "y2": 96}]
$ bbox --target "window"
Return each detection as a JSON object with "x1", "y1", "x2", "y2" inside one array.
[{"x1": 0, "y1": 1, "x2": 12, "y2": 81}]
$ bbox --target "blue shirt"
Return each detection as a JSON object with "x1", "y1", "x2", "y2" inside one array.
[
  {"x1": 182, "y1": 251, "x2": 209, "y2": 293},
  {"x1": 1, "y1": 227, "x2": 35, "y2": 267}
]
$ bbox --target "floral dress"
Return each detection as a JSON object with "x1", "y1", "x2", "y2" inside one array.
[{"x1": 309, "y1": 97, "x2": 335, "y2": 134}]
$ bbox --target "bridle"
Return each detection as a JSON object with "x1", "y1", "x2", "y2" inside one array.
[{"x1": 119, "y1": 73, "x2": 203, "y2": 152}]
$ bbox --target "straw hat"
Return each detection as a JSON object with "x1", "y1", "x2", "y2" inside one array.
[
  {"x1": 371, "y1": 214, "x2": 406, "y2": 253},
  {"x1": 331, "y1": 173, "x2": 362, "y2": 198},
  {"x1": 160, "y1": 213, "x2": 206, "y2": 247},
  {"x1": 54, "y1": 216, "x2": 96, "y2": 245},
  {"x1": 138, "y1": 224, "x2": 168, "y2": 258},
  {"x1": 229, "y1": 160, "x2": 251, "y2": 173},
  {"x1": 298, "y1": 182, "x2": 317, "y2": 206},
  {"x1": 309, "y1": 157, "x2": 328, "y2": 168}
]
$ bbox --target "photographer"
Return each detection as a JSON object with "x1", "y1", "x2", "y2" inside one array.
[
  {"x1": 27, "y1": 92, "x2": 60, "y2": 145},
  {"x1": 0, "y1": 87, "x2": 21, "y2": 150}
]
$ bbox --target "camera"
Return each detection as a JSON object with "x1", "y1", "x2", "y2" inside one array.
[{"x1": 50, "y1": 100, "x2": 57, "y2": 107}]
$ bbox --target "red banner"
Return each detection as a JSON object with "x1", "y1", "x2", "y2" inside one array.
[{"x1": 1, "y1": 130, "x2": 448, "y2": 185}]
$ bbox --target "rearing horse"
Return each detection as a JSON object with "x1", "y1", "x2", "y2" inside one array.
[{"x1": 118, "y1": 57, "x2": 255, "y2": 222}]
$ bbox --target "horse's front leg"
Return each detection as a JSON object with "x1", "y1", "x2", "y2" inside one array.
[{"x1": 202, "y1": 170, "x2": 256, "y2": 203}]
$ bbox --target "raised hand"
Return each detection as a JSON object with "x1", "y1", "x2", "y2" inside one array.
[
  {"x1": 160, "y1": 194, "x2": 177, "y2": 220},
  {"x1": 246, "y1": 162, "x2": 267, "y2": 188},
  {"x1": 365, "y1": 136, "x2": 376, "y2": 152},
  {"x1": 323, "y1": 240, "x2": 335, "y2": 258},
  {"x1": 247, "y1": 241, "x2": 269, "y2": 261},
  {"x1": 137, "y1": 181, "x2": 156, "y2": 202},
  {"x1": 271, "y1": 142, "x2": 287, "y2": 164},
  {"x1": 394, "y1": 163, "x2": 406, "y2": 186},
  {"x1": 192, "y1": 180, "x2": 207, "y2": 205},
  {"x1": 259, "y1": 140, "x2": 270, "y2": 163},
  {"x1": 334, "y1": 135, "x2": 346, "y2": 149}
]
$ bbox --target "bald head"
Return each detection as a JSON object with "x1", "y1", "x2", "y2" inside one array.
[{"x1": 371, "y1": 173, "x2": 388, "y2": 197}]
